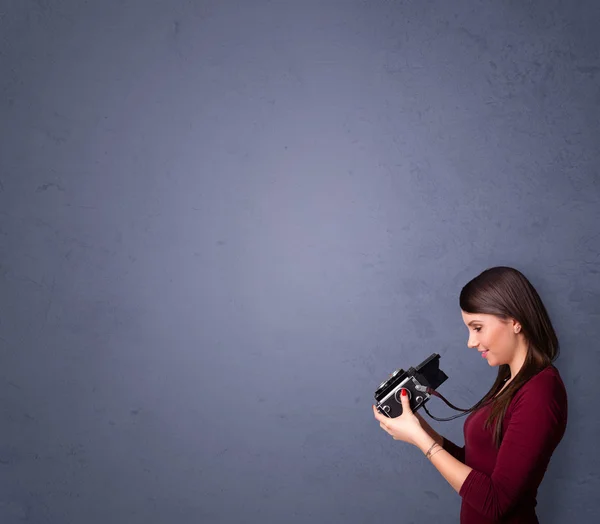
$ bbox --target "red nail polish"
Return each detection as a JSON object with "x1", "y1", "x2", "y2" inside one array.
[{"x1": 402, "y1": 388, "x2": 407, "y2": 396}]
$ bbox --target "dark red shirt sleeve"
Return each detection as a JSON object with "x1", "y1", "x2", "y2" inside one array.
[{"x1": 458, "y1": 372, "x2": 568, "y2": 520}]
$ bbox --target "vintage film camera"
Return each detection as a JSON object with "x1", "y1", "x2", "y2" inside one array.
[{"x1": 374, "y1": 353, "x2": 448, "y2": 418}]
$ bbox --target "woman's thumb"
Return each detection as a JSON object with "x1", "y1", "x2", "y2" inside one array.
[{"x1": 400, "y1": 388, "x2": 411, "y2": 409}]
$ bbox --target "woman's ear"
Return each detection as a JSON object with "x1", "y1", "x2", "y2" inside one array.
[{"x1": 513, "y1": 321, "x2": 521, "y2": 334}]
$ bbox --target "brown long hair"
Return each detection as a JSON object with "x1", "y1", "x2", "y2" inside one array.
[{"x1": 460, "y1": 266, "x2": 560, "y2": 449}]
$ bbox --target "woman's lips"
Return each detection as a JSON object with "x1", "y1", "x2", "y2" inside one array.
[{"x1": 481, "y1": 350, "x2": 489, "y2": 358}]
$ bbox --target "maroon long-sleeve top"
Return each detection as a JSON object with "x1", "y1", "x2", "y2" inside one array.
[{"x1": 442, "y1": 365, "x2": 568, "y2": 523}]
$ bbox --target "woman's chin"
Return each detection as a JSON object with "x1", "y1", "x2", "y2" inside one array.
[{"x1": 487, "y1": 357, "x2": 502, "y2": 367}]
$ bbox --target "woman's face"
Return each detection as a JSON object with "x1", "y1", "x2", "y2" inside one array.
[{"x1": 461, "y1": 311, "x2": 521, "y2": 367}]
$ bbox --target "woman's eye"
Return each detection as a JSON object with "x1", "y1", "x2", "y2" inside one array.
[{"x1": 474, "y1": 327, "x2": 481, "y2": 332}]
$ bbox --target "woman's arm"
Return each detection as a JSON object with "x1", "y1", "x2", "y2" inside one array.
[
  {"x1": 413, "y1": 429, "x2": 474, "y2": 494},
  {"x1": 415, "y1": 411, "x2": 465, "y2": 463},
  {"x1": 414, "y1": 412, "x2": 443, "y2": 446}
]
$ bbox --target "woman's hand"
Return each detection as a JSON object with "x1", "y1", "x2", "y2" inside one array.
[
  {"x1": 372, "y1": 388, "x2": 424, "y2": 446},
  {"x1": 413, "y1": 411, "x2": 427, "y2": 424}
]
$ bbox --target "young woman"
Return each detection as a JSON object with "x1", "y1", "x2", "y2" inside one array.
[{"x1": 373, "y1": 266, "x2": 568, "y2": 523}]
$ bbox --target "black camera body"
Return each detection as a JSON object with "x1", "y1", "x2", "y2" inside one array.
[{"x1": 374, "y1": 353, "x2": 448, "y2": 418}]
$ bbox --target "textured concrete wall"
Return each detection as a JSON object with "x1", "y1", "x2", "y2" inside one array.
[{"x1": 1, "y1": 1, "x2": 599, "y2": 522}]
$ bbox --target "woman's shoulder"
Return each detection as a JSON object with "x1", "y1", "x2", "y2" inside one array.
[
  {"x1": 504, "y1": 365, "x2": 568, "y2": 444},
  {"x1": 513, "y1": 364, "x2": 568, "y2": 407},
  {"x1": 528, "y1": 364, "x2": 565, "y2": 387}
]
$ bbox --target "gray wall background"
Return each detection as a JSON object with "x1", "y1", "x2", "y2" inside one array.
[{"x1": 1, "y1": 1, "x2": 599, "y2": 522}]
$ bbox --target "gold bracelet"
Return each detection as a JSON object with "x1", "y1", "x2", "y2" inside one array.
[
  {"x1": 428, "y1": 447, "x2": 443, "y2": 460},
  {"x1": 425, "y1": 441, "x2": 437, "y2": 458},
  {"x1": 425, "y1": 442, "x2": 440, "y2": 459}
]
